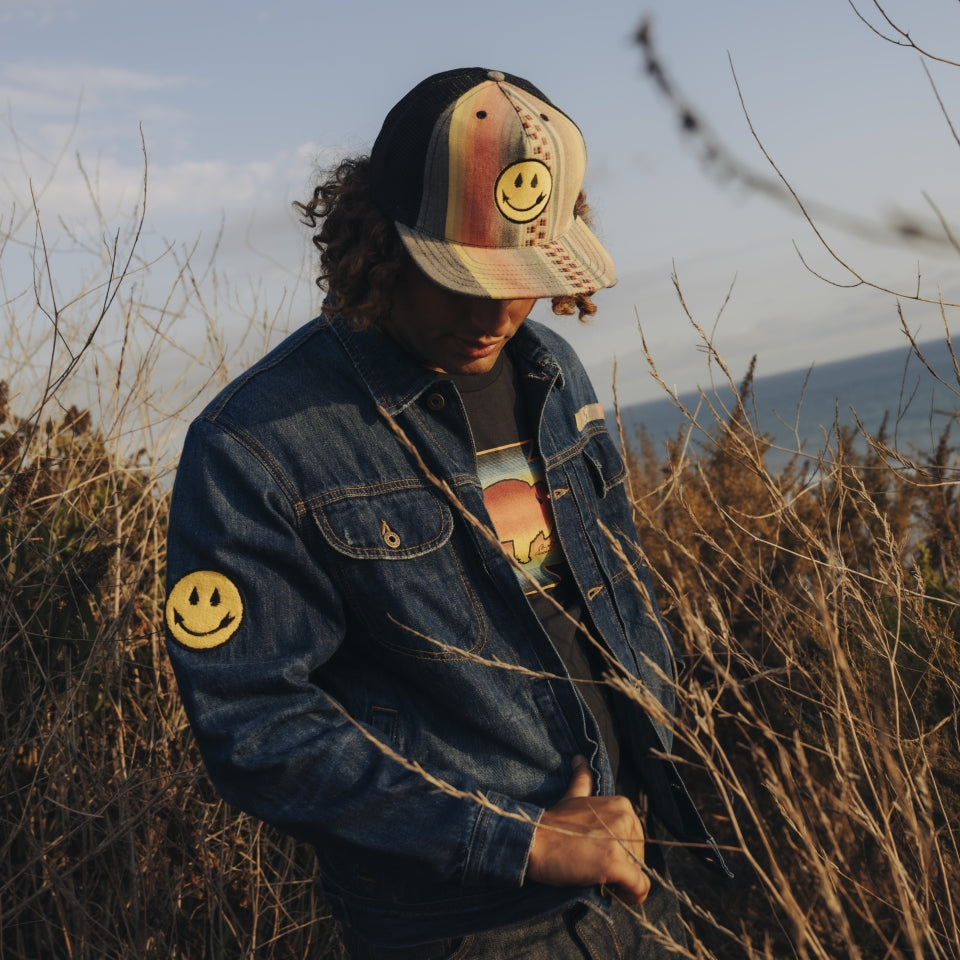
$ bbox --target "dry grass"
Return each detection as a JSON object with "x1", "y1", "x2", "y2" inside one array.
[
  {"x1": 1, "y1": 176, "x2": 342, "y2": 959},
  {"x1": 623, "y1": 325, "x2": 960, "y2": 959},
  {"x1": 2, "y1": 176, "x2": 959, "y2": 959}
]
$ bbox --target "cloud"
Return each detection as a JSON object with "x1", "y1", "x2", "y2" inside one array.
[
  {"x1": 2, "y1": 135, "x2": 327, "y2": 219},
  {"x1": 1, "y1": 61, "x2": 189, "y2": 116},
  {"x1": 0, "y1": 135, "x2": 332, "y2": 324},
  {"x1": 0, "y1": 59, "x2": 194, "y2": 193}
]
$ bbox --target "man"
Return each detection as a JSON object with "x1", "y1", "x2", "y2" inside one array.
[{"x1": 165, "y1": 67, "x2": 728, "y2": 958}]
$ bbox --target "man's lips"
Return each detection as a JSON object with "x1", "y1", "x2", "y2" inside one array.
[{"x1": 452, "y1": 337, "x2": 504, "y2": 359}]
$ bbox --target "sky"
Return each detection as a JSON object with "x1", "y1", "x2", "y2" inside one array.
[{"x1": 3, "y1": 0, "x2": 960, "y2": 415}]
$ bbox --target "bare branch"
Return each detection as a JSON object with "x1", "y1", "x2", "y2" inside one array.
[
  {"x1": 636, "y1": 17, "x2": 960, "y2": 254},
  {"x1": 851, "y1": 0, "x2": 960, "y2": 67},
  {"x1": 922, "y1": 60, "x2": 960, "y2": 154}
]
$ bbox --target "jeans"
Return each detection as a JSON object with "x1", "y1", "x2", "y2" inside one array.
[{"x1": 341, "y1": 881, "x2": 687, "y2": 960}]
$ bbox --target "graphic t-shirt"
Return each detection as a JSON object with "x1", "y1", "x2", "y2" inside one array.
[
  {"x1": 472, "y1": 436, "x2": 563, "y2": 592},
  {"x1": 450, "y1": 353, "x2": 627, "y2": 791}
]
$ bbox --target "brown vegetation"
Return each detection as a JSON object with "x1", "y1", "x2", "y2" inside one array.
[
  {"x1": 3, "y1": 312, "x2": 959, "y2": 956},
  {"x1": 0, "y1": 390, "x2": 343, "y2": 958},
  {"x1": 624, "y1": 344, "x2": 960, "y2": 958},
  {"x1": 0, "y1": 173, "x2": 344, "y2": 957}
]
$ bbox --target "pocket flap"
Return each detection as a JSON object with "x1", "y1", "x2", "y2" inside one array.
[
  {"x1": 312, "y1": 483, "x2": 453, "y2": 560},
  {"x1": 582, "y1": 431, "x2": 626, "y2": 497}
]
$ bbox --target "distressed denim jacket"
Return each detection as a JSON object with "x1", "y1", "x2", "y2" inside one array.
[{"x1": 165, "y1": 313, "x2": 728, "y2": 947}]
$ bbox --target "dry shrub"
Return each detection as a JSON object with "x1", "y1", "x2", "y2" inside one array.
[
  {"x1": 627, "y1": 347, "x2": 960, "y2": 959},
  {"x1": 0, "y1": 396, "x2": 343, "y2": 959},
  {"x1": 0, "y1": 163, "x2": 341, "y2": 958}
]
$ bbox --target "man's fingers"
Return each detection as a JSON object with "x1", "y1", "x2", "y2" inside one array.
[
  {"x1": 614, "y1": 873, "x2": 652, "y2": 906},
  {"x1": 528, "y1": 761, "x2": 652, "y2": 903},
  {"x1": 562, "y1": 755, "x2": 594, "y2": 800}
]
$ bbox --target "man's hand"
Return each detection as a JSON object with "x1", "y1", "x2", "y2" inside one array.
[{"x1": 527, "y1": 756, "x2": 650, "y2": 905}]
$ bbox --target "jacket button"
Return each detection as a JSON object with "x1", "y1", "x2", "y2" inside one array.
[
  {"x1": 381, "y1": 520, "x2": 401, "y2": 549},
  {"x1": 426, "y1": 393, "x2": 446, "y2": 411}
]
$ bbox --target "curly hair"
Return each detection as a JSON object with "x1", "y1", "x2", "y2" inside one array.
[{"x1": 293, "y1": 157, "x2": 598, "y2": 327}]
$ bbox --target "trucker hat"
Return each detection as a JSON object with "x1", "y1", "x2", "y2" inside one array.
[{"x1": 368, "y1": 67, "x2": 616, "y2": 300}]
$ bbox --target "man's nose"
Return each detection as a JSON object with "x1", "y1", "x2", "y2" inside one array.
[{"x1": 464, "y1": 298, "x2": 519, "y2": 336}]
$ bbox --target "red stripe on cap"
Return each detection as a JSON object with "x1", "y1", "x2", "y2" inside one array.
[{"x1": 447, "y1": 83, "x2": 515, "y2": 247}]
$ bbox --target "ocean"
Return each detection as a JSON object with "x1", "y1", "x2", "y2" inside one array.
[{"x1": 615, "y1": 337, "x2": 960, "y2": 464}]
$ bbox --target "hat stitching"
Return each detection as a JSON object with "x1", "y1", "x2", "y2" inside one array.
[
  {"x1": 545, "y1": 243, "x2": 592, "y2": 287},
  {"x1": 505, "y1": 102, "x2": 555, "y2": 248}
]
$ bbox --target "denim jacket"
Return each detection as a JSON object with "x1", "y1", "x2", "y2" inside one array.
[{"x1": 165, "y1": 312, "x2": 728, "y2": 946}]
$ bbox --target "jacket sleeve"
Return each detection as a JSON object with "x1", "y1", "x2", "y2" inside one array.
[{"x1": 164, "y1": 416, "x2": 541, "y2": 887}]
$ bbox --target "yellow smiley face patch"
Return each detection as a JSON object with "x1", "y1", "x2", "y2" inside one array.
[
  {"x1": 494, "y1": 160, "x2": 552, "y2": 224},
  {"x1": 166, "y1": 570, "x2": 243, "y2": 649}
]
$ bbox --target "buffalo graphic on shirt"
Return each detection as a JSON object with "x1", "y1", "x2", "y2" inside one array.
[{"x1": 476, "y1": 439, "x2": 563, "y2": 592}]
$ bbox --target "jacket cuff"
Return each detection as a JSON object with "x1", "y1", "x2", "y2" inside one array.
[{"x1": 461, "y1": 793, "x2": 543, "y2": 887}]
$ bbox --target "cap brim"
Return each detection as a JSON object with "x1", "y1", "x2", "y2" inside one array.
[{"x1": 395, "y1": 216, "x2": 617, "y2": 300}]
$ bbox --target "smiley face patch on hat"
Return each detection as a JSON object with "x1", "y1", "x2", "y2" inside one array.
[
  {"x1": 495, "y1": 160, "x2": 552, "y2": 224},
  {"x1": 166, "y1": 570, "x2": 243, "y2": 649}
]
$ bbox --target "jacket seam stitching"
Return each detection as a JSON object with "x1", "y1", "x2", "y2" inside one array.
[{"x1": 203, "y1": 413, "x2": 304, "y2": 521}]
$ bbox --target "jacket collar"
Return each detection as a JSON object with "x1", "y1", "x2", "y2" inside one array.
[{"x1": 325, "y1": 309, "x2": 561, "y2": 416}]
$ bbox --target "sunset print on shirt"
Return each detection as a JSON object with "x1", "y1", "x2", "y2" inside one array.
[{"x1": 476, "y1": 439, "x2": 564, "y2": 592}]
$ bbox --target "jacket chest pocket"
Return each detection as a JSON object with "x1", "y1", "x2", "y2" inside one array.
[
  {"x1": 578, "y1": 428, "x2": 626, "y2": 499},
  {"x1": 312, "y1": 481, "x2": 453, "y2": 559},
  {"x1": 308, "y1": 482, "x2": 486, "y2": 660}
]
